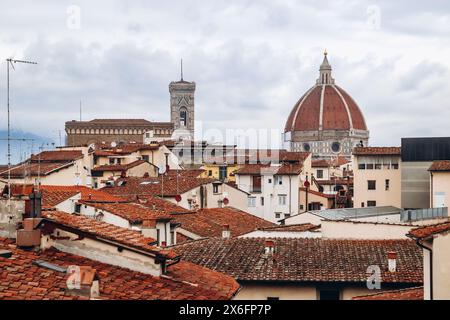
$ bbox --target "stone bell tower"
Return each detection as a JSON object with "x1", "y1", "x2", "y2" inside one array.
[{"x1": 169, "y1": 60, "x2": 196, "y2": 140}]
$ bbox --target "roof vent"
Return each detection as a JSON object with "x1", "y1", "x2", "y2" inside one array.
[
  {"x1": 0, "y1": 250, "x2": 12, "y2": 259},
  {"x1": 33, "y1": 260, "x2": 68, "y2": 273},
  {"x1": 222, "y1": 225, "x2": 231, "y2": 239}
]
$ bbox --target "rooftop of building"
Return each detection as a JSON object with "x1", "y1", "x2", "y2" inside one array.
[{"x1": 174, "y1": 237, "x2": 422, "y2": 284}]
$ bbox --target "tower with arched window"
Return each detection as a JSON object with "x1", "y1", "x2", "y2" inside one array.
[{"x1": 169, "y1": 76, "x2": 196, "y2": 140}]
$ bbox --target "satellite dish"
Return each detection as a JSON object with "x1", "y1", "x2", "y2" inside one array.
[
  {"x1": 111, "y1": 141, "x2": 117, "y2": 148},
  {"x1": 158, "y1": 165, "x2": 166, "y2": 175}
]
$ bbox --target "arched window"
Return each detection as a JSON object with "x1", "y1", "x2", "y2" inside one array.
[{"x1": 180, "y1": 107, "x2": 188, "y2": 127}]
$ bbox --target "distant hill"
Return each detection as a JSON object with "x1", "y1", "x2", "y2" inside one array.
[{"x1": 0, "y1": 130, "x2": 55, "y2": 165}]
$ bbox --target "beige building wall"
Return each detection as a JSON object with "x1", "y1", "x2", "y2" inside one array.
[
  {"x1": 432, "y1": 232, "x2": 450, "y2": 300},
  {"x1": 235, "y1": 283, "x2": 407, "y2": 300},
  {"x1": 321, "y1": 220, "x2": 413, "y2": 240},
  {"x1": 353, "y1": 155, "x2": 401, "y2": 208},
  {"x1": 430, "y1": 171, "x2": 450, "y2": 208}
]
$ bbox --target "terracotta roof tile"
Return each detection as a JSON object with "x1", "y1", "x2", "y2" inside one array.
[
  {"x1": 257, "y1": 223, "x2": 320, "y2": 232},
  {"x1": 102, "y1": 176, "x2": 217, "y2": 198},
  {"x1": 79, "y1": 202, "x2": 171, "y2": 224},
  {"x1": 408, "y1": 221, "x2": 450, "y2": 240},
  {"x1": 353, "y1": 286, "x2": 423, "y2": 300},
  {"x1": 0, "y1": 237, "x2": 239, "y2": 300},
  {"x1": 40, "y1": 185, "x2": 126, "y2": 206},
  {"x1": 91, "y1": 160, "x2": 148, "y2": 172},
  {"x1": 429, "y1": 160, "x2": 450, "y2": 172},
  {"x1": 0, "y1": 162, "x2": 75, "y2": 178},
  {"x1": 235, "y1": 163, "x2": 303, "y2": 176},
  {"x1": 41, "y1": 211, "x2": 176, "y2": 259},
  {"x1": 173, "y1": 207, "x2": 276, "y2": 238},
  {"x1": 29, "y1": 150, "x2": 83, "y2": 162},
  {"x1": 353, "y1": 147, "x2": 401, "y2": 156},
  {"x1": 175, "y1": 238, "x2": 423, "y2": 284}
]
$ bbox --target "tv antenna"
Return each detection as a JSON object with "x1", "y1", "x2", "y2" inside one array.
[{"x1": 6, "y1": 58, "x2": 37, "y2": 213}]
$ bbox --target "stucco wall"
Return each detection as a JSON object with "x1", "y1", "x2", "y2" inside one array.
[
  {"x1": 353, "y1": 155, "x2": 401, "y2": 208},
  {"x1": 432, "y1": 233, "x2": 450, "y2": 300},
  {"x1": 431, "y1": 171, "x2": 450, "y2": 208},
  {"x1": 321, "y1": 220, "x2": 413, "y2": 240}
]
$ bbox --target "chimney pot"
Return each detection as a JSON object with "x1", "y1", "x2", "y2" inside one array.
[
  {"x1": 388, "y1": 251, "x2": 397, "y2": 272},
  {"x1": 265, "y1": 240, "x2": 275, "y2": 254},
  {"x1": 222, "y1": 224, "x2": 231, "y2": 239}
]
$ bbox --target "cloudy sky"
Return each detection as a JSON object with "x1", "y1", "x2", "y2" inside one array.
[{"x1": 0, "y1": 0, "x2": 449, "y2": 157}]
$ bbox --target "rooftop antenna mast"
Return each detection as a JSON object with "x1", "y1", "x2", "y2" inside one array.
[{"x1": 6, "y1": 58, "x2": 37, "y2": 213}]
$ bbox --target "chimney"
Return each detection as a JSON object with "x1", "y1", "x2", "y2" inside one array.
[
  {"x1": 388, "y1": 251, "x2": 397, "y2": 272},
  {"x1": 29, "y1": 191, "x2": 42, "y2": 218},
  {"x1": 16, "y1": 218, "x2": 42, "y2": 248},
  {"x1": 265, "y1": 240, "x2": 275, "y2": 254},
  {"x1": 222, "y1": 224, "x2": 231, "y2": 239},
  {"x1": 66, "y1": 266, "x2": 100, "y2": 299}
]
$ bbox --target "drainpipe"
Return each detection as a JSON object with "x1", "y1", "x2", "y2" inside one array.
[
  {"x1": 416, "y1": 239, "x2": 433, "y2": 300},
  {"x1": 289, "y1": 175, "x2": 292, "y2": 215}
]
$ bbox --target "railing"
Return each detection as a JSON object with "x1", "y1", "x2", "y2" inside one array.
[{"x1": 401, "y1": 207, "x2": 448, "y2": 222}]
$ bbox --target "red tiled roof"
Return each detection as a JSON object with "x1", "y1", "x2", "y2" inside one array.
[
  {"x1": 29, "y1": 150, "x2": 83, "y2": 162},
  {"x1": 79, "y1": 201, "x2": 171, "y2": 224},
  {"x1": 136, "y1": 195, "x2": 190, "y2": 214},
  {"x1": 91, "y1": 160, "x2": 149, "y2": 172},
  {"x1": 0, "y1": 162, "x2": 76, "y2": 178},
  {"x1": 235, "y1": 163, "x2": 303, "y2": 176},
  {"x1": 312, "y1": 156, "x2": 350, "y2": 168},
  {"x1": 40, "y1": 185, "x2": 125, "y2": 206},
  {"x1": 300, "y1": 187, "x2": 336, "y2": 199},
  {"x1": 175, "y1": 238, "x2": 423, "y2": 283},
  {"x1": 166, "y1": 169, "x2": 205, "y2": 178},
  {"x1": 353, "y1": 287, "x2": 423, "y2": 300},
  {"x1": 0, "y1": 238, "x2": 239, "y2": 300},
  {"x1": 408, "y1": 221, "x2": 450, "y2": 240},
  {"x1": 257, "y1": 223, "x2": 320, "y2": 232},
  {"x1": 173, "y1": 207, "x2": 276, "y2": 238},
  {"x1": 1, "y1": 184, "x2": 34, "y2": 197},
  {"x1": 353, "y1": 147, "x2": 401, "y2": 156},
  {"x1": 429, "y1": 160, "x2": 450, "y2": 172},
  {"x1": 102, "y1": 176, "x2": 217, "y2": 198},
  {"x1": 41, "y1": 211, "x2": 176, "y2": 259}
]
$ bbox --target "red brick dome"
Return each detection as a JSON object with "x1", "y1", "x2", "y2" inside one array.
[{"x1": 285, "y1": 53, "x2": 367, "y2": 133}]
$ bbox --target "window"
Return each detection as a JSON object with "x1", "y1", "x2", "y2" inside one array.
[
  {"x1": 385, "y1": 179, "x2": 390, "y2": 191},
  {"x1": 267, "y1": 297, "x2": 279, "y2": 300},
  {"x1": 284, "y1": 213, "x2": 291, "y2": 218},
  {"x1": 358, "y1": 163, "x2": 366, "y2": 170},
  {"x1": 109, "y1": 158, "x2": 115, "y2": 165},
  {"x1": 316, "y1": 170, "x2": 324, "y2": 179},
  {"x1": 248, "y1": 197, "x2": 256, "y2": 207},
  {"x1": 368, "y1": 180, "x2": 376, "y2": 190},
  {"x1": 213, "y1": 183, "x2": 220, "y2": 194},
  {"x1": 367, "y1": 201, "x2": 377, "y2": 207},
  {"x1": 74, "y1": 204, "x2": 81, "y2": 213},
  {"x1": 278, "y1": 195, "x2": 287, "y2": 206},
  {"x1": 251, "y1": 175, "x2": 262, "y2": 193},
  {"x1": 219, "y1": 166, "x2": 227, "y2": 181},
  {"x1": 261, "y1": 197, "x2": 265, "y2": 206},
  {"x1": 319, "y1": 290, "x2": 340, "y2": 300},
  {"x1": 275, "y1": 213, "x2": 281, "y2": 219},
  {"x1": 142, "y1": 155, "x2": 149, "y2": 162},
  {"x1": 331, "y1": 142, "x2": 341, "y2": 153},
  {"x1": 208, "y1": 170, "x2": 212, "y2": 176},
  {"x1": 375, "y1": 164, "x2": 382, "y2": 170},
  {"x1": 366, "y1": 164, "x2": 374, "y2": 170},
  {"x1": 274, "y1": 176, "x2": 282, "y2": 185},
  {"x1": 392, "y1": 163, "x2": 399, "y2": 169},
  {"x1": 268, "y1": 178, "x2": 272, "y2": 184},
  {"x1": 179, "y1": 107, "x2": 187, "y2": 127}
]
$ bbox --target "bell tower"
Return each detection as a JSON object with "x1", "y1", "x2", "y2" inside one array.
[{"x1": 169, "y1": 60, "x2": 196, "y2": 140}]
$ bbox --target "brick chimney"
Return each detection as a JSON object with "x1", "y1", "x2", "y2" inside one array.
[
  {"x1": 222, "y1": 224, "x2": 231, "y2": 239},
  {"x1": 388, "y1": 251, "x2": 397, "y2": 272},
  {"x1": 16, "y1": 218, "x2": 42, "y2": 248}
]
